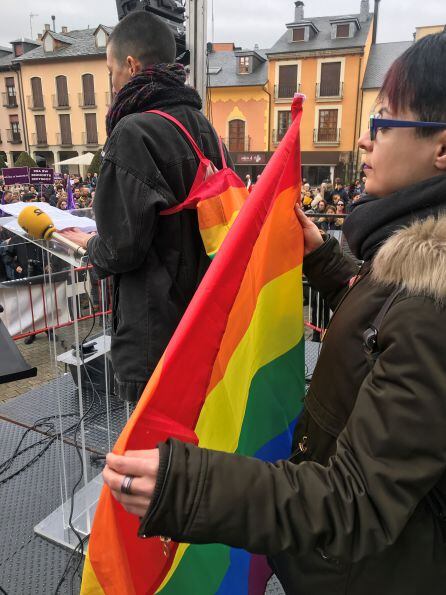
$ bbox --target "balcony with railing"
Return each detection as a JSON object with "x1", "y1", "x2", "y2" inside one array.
[
  {"x1": 82, "y1": 131, "x2": 99, "y2": 147},
  {"x1": 6, "y1": 129, "x2": 22, "y2": 144},
  {"x1": 52, "y1": 94, "x2": 71, "y2": 109},
  {"x1": 272, "y1": 129, "x2": 290, "y2": 146},
  {"x1": 27, "y1": 95, "x2": 45, "y2": 110},
  {"x1": 32, "y1": 132, "x2": 48, "y2": 147},
  {"x1": 78, "y1": 93, "x2": 97, "y2": 108},
  {"x1": 2, "y1": 92, "x2": 18, "y2": 108},
  {"x1": 224, "y1": 136, "x2": 251, "y2": 153},
  {"x1": 274, "y1": 82, "x2": 301, "y2": 101},
  {"x1": 313, "y1": 128, "x2": 341, "y2": 145},
  {"x1": 56, "y1": 132, "x2": 73, "y2": 147},
  {"x1": 316, "y1": 81, "x2": 344, "y2": 100}
]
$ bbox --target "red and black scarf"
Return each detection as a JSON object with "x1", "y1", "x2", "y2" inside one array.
[{"x1": 106, "y1": 63, "x2": 202, "y2": 137}]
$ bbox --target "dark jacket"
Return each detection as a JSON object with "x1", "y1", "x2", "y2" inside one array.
[
  {"x1": 141, "y1": 216, "x2": 446, "y2": 594},
  {"x1": 88, "y1": 105, "x2": 229, "y2": 402}
]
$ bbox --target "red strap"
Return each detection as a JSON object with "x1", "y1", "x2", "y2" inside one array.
[{"x1": 145, "y1": 109, "x2": 207, "y2": 163}]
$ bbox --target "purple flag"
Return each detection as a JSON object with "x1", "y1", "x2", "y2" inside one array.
[{"x1": 66, "y1": 180, "x2": 76, "y2": 210}]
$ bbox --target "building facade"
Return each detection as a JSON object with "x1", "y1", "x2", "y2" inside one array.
[
  {"x1": 266, "y1": 0, "x2": 375, "y2": 185},
  {"x1": 207, "y1": 43, "x2": 271, "y2": 180},
  {"x1": 14, "y1": 24, "x2": 112, "y2": 170},
  {"x1": 0, "y1": 39, "x2": 40, "y2": 166}
]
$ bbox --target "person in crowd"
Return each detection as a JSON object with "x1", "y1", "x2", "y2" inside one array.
[
  {"x1": 347, "y1": 191, "x2": 363, "y2": 213},
  {"x1": 319, "y1": 181, "x2": 328, "y2": 199},
  {"x1": 42, "y1": 184, "x2": 57, "y2": 206},
  {"x1": 310, "y1": 186, "x2": 323, "y2": 209},
  {"x1": 301, "y1": 182, "x2": 313, "y2": 200},
  {"x1": 334, "y1": 200, "x2": 346, "y2": 229},
  {"x1": 103, "y1": 31, "x2": 446, "y2": 595},
  {"x1": 317, "y1": 204, "x2": 337, "y2": 231},
  {"x1": 352, "y1": 179, "x2": 362, "y2": 196},
  {"x1": 85, "y1": 172, "x2": 96, "y2": 189},
  {"x1": 79, "y1": 186, "x2": 91, "y2": 206},
  {"x1": 57, "y1": 198, "x2": 68, "y2": 210},
  {"x1": 330, "y1": 192, "x2": 342, "y2": 206},
  {"x1": 21, "y1": 192, "x2": 36, "y2": 203},
  {"x1": 0, "y1": 190, "x2": 16, "y2": 216},
  {"x1": 60, "y1": 10, "x2": 230, "y2": 403},
  {"x1": 305, "y1": 197, "x2": 326, "y2": 218},
  {"x1": 329, "y1": 179, "x2": 348, "y2": 204},
  {"x1": 310, "y1": 199, "x2": 328, "y2": 227},
  {"x1": 245, "y1": 174, "x2": 252, "y2": 191},
  {"x1": 2, "y1": 190, "x2": 13, "y2": 204},
  {"x1": 73, "y1": 188, "x2": 82, "y2": 202}
]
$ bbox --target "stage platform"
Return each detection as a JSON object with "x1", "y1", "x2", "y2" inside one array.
[{"x1": 0, "y1": 341, "x2": 322, "y2": 593}]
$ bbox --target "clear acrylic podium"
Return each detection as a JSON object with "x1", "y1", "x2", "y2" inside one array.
[{"x1": 1, "y1": 213, "x2": 126, "y2": 553}]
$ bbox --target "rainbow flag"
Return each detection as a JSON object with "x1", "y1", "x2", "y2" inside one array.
[
  {"x1": 82, "y1": 95, "x2": 305, "y2": 595},
  {"x1": 196, "y1": 170, "x2": 248, "y2": 259}
]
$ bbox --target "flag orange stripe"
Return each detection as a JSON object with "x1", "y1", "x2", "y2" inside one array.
[
  {"x1": 198, "y1": 185, "x2": 248, "y2": 230},
  {"x1": 206, "y1": 184, "x2": 302, "y2": 394},
  {"x1": 114, "y1": 356, "x2": 165, "y2": 452}
]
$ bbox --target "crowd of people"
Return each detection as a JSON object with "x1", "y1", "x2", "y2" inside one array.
[
  {"x1": 300, "y1": 176, "x2": 365, "y2": 230},
  {"x1": 0, "y1": 172, "x2": 98, "y2": 210},
  {"x1": 244, "y1": 173, "x2": 365, "y2": 232},
  {"x1": 0, "y1": 171, "x2": 98, "y2": 286}
]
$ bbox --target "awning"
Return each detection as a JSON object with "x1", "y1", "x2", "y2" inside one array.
[{"x1": 54, "y1": 152, "x2": 96, "y2": 166}]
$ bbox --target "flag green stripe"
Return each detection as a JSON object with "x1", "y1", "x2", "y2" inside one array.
[
  {"x1": 157, "y1": 544, "x2": 230, "y2": 594},
  {"x1": 237, "y1": 339, "x2": 305, "y2": 457}
]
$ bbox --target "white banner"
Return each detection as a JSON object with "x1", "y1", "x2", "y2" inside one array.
[{"x1": 0, "y1": 280, "x2": 71, "y2": 337}]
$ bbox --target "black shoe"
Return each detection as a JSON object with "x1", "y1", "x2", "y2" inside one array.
[{"x1": 24, "y1": 335, "x2": 36, "y2": 345}]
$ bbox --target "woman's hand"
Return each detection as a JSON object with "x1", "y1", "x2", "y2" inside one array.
[
  {"x1": 103, "y1": 449, "x2": 160, "y2": 518},
  {"x1": 295, "y1": 206, "x2": 324, "y2": 256}
]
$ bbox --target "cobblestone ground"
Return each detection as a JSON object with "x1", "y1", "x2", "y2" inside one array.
[{"x1": 0, "y1": 318, "x2": 103, "y2": 402}]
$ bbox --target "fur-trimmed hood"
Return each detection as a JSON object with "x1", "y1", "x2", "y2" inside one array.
[{"x1": 371, "y1": 215, "x2": 446, "y2": 303}]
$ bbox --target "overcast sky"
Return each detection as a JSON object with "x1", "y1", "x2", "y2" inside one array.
[{"x1": 0, "y1": 0, "x2": 444, "y2": 50}]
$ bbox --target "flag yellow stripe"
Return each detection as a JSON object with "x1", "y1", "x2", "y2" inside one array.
[
  {"x1": 200, "y1": 210, "x2": 240, "y2": 256},
  {"x1": 81, "y1": 552, "x2": 106, "y2": 594}
]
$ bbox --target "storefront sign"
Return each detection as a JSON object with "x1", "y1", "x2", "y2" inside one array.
[
  {"x1": 234, "y1": 152, "x2": 270, "y2": 165},
  {"x1": 30, "y1": 167, "x2": 54, "y2": 184},
  {"x1": 1, "y1": 167, "x2": 30, "y2": 185}
]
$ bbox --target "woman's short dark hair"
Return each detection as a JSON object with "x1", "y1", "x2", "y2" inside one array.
[
  {"x1": 378, "y1": 31, "x2": 446, "y2": 137},
  {"x1": 108, "y1": 10, "x2": 176, "y2": 67}
]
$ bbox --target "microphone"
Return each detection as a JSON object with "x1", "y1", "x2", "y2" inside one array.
[{"x1": 17, "y1": 206, "x2": 87, "y2": 258}]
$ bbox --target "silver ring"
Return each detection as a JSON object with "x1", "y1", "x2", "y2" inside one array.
[{"x1": 121, "y1": 475, "x2": 134, "y2": 495}]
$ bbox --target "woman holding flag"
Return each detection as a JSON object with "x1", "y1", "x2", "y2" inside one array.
[{"x1": 101, "y1": 32, "x2": 446, "y2": 594}]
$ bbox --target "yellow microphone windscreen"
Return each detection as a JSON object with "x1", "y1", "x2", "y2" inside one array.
[{"x1": 18, "y1": 206, "x2": 55, "y2": 240}]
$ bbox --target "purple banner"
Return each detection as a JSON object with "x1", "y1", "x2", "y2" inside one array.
[
  {"x1": 1, "y1": 167, "x2": 29, "y2": 185},
  {"x1": 30, "y1": 167, "x2": 54, "y2": 184},
  {"x1": 54, "y1": 171, "x2": 63, "y2": 181}
]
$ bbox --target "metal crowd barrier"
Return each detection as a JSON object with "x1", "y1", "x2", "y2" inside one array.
[{"x1": 0, "y1": 264, "x2": 111, "y2": 341}]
